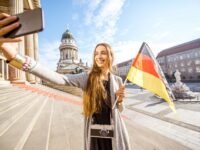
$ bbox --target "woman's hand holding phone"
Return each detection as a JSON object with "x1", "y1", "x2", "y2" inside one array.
[
  {"x1": 0, "y1": 13, "x2": 21, "y2": 61},
  {"x1": 0, "y1": 8, "x2": 44, "y2": 61}
]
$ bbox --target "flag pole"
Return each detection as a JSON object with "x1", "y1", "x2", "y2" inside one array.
[
  {"x1": 112, "y1": 56, "x2": 135, "y2": 110},
  {"x1": 112, "y1": 78, "x2": 128, "y2": 109}
]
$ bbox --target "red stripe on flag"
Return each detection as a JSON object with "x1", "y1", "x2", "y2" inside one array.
[{"x1": 132, "y1": 53, "x2": 161, "y2": 79}]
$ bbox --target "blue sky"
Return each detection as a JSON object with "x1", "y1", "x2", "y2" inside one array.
[{"x1": 39, "y1": 0, "x2": 200, "y2": 70}]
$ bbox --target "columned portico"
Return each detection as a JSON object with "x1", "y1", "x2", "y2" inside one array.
[
  {"x1": 25, "y1": 34, "x2": 36, "y2": 83},
  {"x1": 0, "y1": 0, "x2": 41, "y2": 86},
  {"x1": 33, "y1": 33, "x2": 41, "y2": 83},
  {"x1": 9, "y1": 0, "x2": 26, "y2": 83}
]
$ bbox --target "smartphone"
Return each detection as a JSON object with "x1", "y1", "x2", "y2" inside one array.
[{"x1": 4, "y1": 8, "x2": 44, "y2": 38}]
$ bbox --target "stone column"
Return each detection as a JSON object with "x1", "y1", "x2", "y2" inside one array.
[
  {"x1": 6, "y1": 62, "x2": 9, "y2": 80},
  {"x1": 33, "y1": 33, "x2": 41, "y2": 83},
  {"x1": 25, "y1": 34, "x2": 36, "y2": 83},
  {"x1": 0, "y1": 59, "x2": 3, "y2": 80},
  {"x1": 9, "y1": 0, "x2": 26, "y2": 83}
]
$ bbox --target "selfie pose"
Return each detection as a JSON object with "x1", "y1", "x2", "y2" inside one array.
[{"x1": 0, "y1": 13, "x2": 131, "y2": 150}]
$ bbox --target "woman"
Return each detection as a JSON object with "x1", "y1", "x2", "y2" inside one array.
[{"x1": 0, "y1": 13, "x2": 131, "y2": 150}]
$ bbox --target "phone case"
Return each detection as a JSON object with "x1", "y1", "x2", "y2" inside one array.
[{"x1": 4, "y1": 8, "x2": 44, "y2": 38}]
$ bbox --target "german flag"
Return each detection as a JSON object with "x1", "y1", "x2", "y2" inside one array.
[{"x1": 126, "y1": 42, "x2": 176, "y2": 112}]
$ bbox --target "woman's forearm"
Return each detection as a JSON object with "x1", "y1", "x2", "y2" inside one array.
[
  {"x1": 7, "y1": 53, "x2": 67, "y2": 85},
  {"x1": 7, "y1": 53, "x2": 88, "y2": 89}
]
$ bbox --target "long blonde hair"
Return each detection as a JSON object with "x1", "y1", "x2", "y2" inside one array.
[{"x1": 83, "y1": 43, "x2": 114, "y2": 117}]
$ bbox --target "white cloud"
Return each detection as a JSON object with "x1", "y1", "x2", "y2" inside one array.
[
  {"x1": 113, "y1": 41, "x2": 142, "y2": 64},
  {"x1": 156, "y1": 31, "x2": 170, "y2": 39},
  {"x1": 113, "y1": 40, "x2": 176, "y2": 65},
  {"x1": 195, "y1": 27, "x2": 200, "y2": 32},
  {"x1": 72, "y1": 0, "x2": 87, "y2": 5},
  {"x1": 85, "y1": 0, "x2": 103, "y2": 25},
  {"x1": 88, "y1": 0, "x2": 103, "y2": 10},
  {"x1": 153, "y1": 22, "x2": 162, "y2": 28},
  {"x1": 84, "y1": 0, "x2": 125, "y2": 42},
  {"x1": 146, "y1": 31, "x2": 170, "y2": 41},
  {"x1": 79, "y1": 51, "x2": 93, "y2": 67},
  {"x1": 93, "y1": 0, "x2": 125, "y2": 28},
  {"x1": 39, "y1": 40, "x2": 60, "y2": 71},
  {"x1": 147, "y1": 41, "x2": 176, "y2": 56}
]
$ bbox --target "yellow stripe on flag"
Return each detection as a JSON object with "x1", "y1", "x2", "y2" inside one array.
[{"x1": 127, "y1": 66, "x2": 175, "y2": 112}]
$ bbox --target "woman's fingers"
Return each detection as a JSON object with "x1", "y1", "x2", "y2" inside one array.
[
  {"x1": 0, "y1": 15, "x2": 18, "y2": 28},
  {"x1": 0, "y1": 13, "x2": 10, "y2": 20},
  {"x1": 0, "y1": 13, "x2": 20, "y2": 60},
  {"x1": 0, "y1": 13, "x2": 20, "y2": 37},
  {"x1": 116, "y1": 92, "x2": 125, "y2": 103},
  {"x1": 117, "y1": 96, "x2": 124, "y2": 103},
  {"x1": 0, "y1": 37, "x2": 22, "y2": 43},
  {"x1": 116, "y1": 85, "x2": 125, "y2": 103},
  {"x1": 0, "y1": 22, "x2": 20, "y2": 37}
]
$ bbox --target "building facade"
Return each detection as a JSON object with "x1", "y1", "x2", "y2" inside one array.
[
  {"x1": 157, "y1": 38, "x2": 200, "y2": 82},
  {"x1": 116, "y1": 59, "x2": 133, "y2": 81},
  {"x1": 0, "y1": 0, "x2": 41, "y2": 85},
  {"x1": 57, "y1": 29, "x2": 89, "y2": 74}
]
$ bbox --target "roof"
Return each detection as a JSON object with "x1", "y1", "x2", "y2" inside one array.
[
  {"x1": 157, "y1": 38, "x2": 200, "y2": 58},
  {"x1": 61, "y1": 29, "x2": 74, "y2": 40}
]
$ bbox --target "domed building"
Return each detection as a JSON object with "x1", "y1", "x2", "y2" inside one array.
[{"x1": 57, "y1": 29, "x2": 89, "y2": 74}]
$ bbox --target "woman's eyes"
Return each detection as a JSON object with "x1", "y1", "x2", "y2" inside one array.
[{"x1": 95, "y1": 52, "x2": 107, "y2": 55}]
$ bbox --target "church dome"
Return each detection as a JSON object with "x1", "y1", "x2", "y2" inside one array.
[{"x1": 61, "y1": 29, "x2": 74, "y2": 40}]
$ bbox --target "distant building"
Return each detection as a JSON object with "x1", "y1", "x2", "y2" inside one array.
[
  {"x1": 116, "y1": 59, "x2": 133, "y2": 81},
  {"x1": 157, "y1": 38, "x2": 200, "y2": 81},
  {"x1": 56, "y1": 30, "x2": 89, "y2": 74}
]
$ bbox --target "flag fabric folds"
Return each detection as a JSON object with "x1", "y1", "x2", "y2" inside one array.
[{"x1": 126, "y1": 42, "x2": 176, "y2": 112}]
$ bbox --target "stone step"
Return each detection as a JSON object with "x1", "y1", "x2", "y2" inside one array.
[
  {"x1": 17, "y1": 97, "x2": 51, "y2": 150},
  {"x1": 42, "y1": 83, "x2": 83, "y2": 97},
  {"x1": 0, "y1": 91, "x2": 34, "y2": 109},
  {"x1": 0, "y1": 84, "x2": 84, "y2": 150},
  {"x1": 0, "y1": 93, "x2": 39, "y2": 118},
  {"x1": 0, "y1": 95, "x2": 48, "y2": 150},
  {"x1": 0, "y1": 91, "x2": 28, "y2": 101},
  {"x1": 30, "y1": 84, "x2": 82, "y2": 102},
  {"x1": 0, "y1": 86, "x2": 24, "y2": 94},
  {"x1": 55, "y1": 99, "x2": 84, "y2": 150},
  {"x1": 46, "y1": 99, "x2": 72, "y2": 150}
]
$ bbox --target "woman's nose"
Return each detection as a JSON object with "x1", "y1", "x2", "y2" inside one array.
[{"x1": 96, "y1": 54, "x2": 102, "y2": 58}]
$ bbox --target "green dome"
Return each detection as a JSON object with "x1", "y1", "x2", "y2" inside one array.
[{"x1": 61, "y1": 29, "x2": 74, "y2": 40}]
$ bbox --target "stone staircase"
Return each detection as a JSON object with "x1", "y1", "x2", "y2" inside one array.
[
  {"x1": 43, "y1": 82, "x2": 83, "y2": 97},
  {"x1": 1, "y1": 84, "x2": 197, "y2": 150},
  {"x1": 0, "y1": 84, "x2": 84, "y2": 150}
]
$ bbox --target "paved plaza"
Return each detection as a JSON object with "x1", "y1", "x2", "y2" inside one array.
[
  {"x1": 124, "y1": 86, "x2": 200, "y2": 150},
  {"x1": 0, "y1": 83, "x2": 200, "y2": 150}
]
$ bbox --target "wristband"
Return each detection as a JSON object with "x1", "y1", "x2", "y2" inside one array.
[{"x1": 7, "y1": 54, "x2": 37, "y2": 71}]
